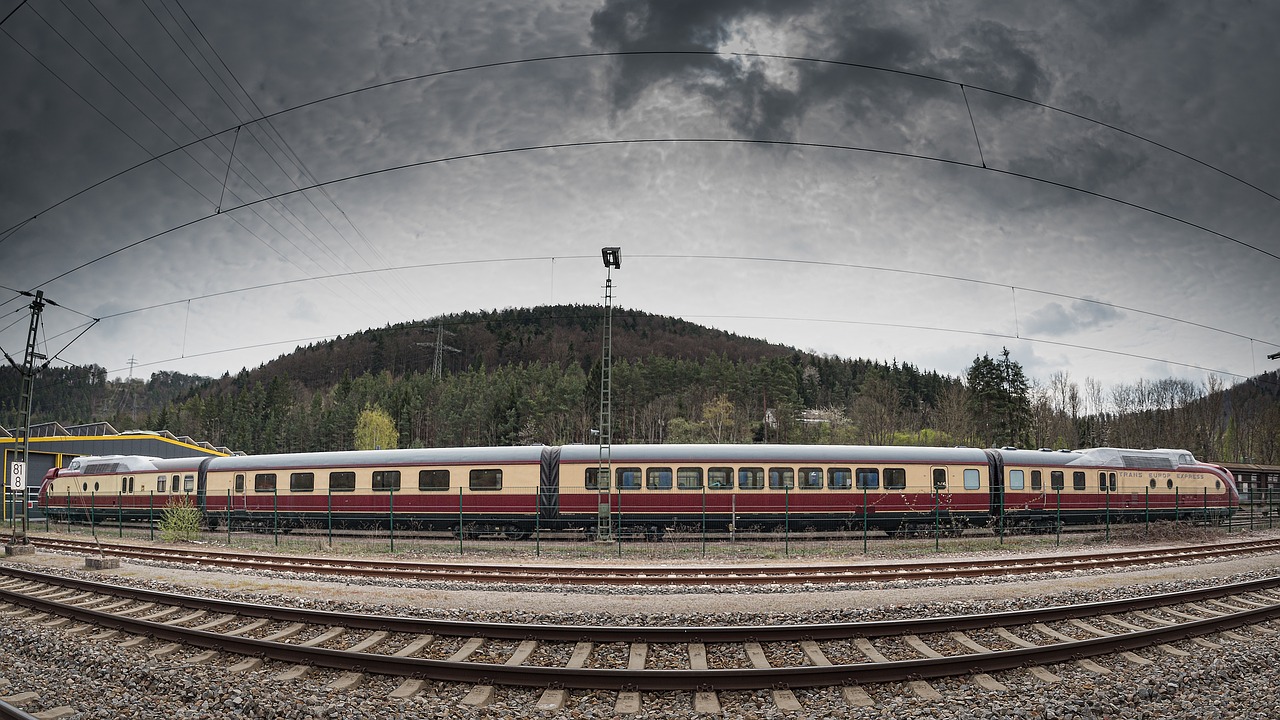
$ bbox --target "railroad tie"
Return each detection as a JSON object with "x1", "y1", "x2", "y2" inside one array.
[
  {"x1": 743, "y1": 642, "x2": 803, "y2": 712},
  {"x1": 799, "y1": 640, "x2": 874, "y2": 708},
  {"x1": 687, "y1": 643, "x2": 722, "y2": 715},
  {"x1": 1066, "y1": 620, "x2": 1151, "y2": 666},
  {"x1": 1031, "y1": 624, "x2": 1109, "y2": 675},
  {"x1": 536, "y1": 642, "x2": 594, "y2": 712},
  {"x1": 189, "y1": 614, "x2": 237, "y2": 632},
  {"x1": 388, "y1": 634, "x2": 437, "y2": 699},
  {"x1": 31, "y1": 707, "x2": 77, "y2": 720},
  {"x1": 328, "y1": 631, "x2": 391, "y2": 692},
  {"x1": 854, "y1": 638, "x2": 941, "y2": 700},
  {"x1": 276, "y1": 627, "x2": 348, "y2": 680},
  {"x1": 992, "y1": 629, "x2": 1059, "y2": 683},
  {"x1": 39, "y1": 617, "x2": 71, "y2": 629},
  {"x1": 229, "y1": 622, "x2": 306, "y2": 673},
  {"x1": 614, "y1": 643, "x2": 648, "y2": 715},
  {"x1": 911, "y1": 633, "x2": 1005, "y2": 693},
  {"x1": 463, "y1": 639, "x2": 539, "y2": 708},
  {"x1": 136, "y1": 607, "x2": 182, "y2": 622}
]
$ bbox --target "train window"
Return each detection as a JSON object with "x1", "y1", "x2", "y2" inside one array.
[
  {"x1": 128, "y1": 476, "x2": 135, "y2": 493},
  {"x1": 82, "y1": 482, "x2": 88, "y2": 492},
  {"x1": 1050, "y1": 471, "x2": 1064, "y2": 491},
  {"x1": 329, "y1": 471, "x2": 356, "y2": 492},
  {"x1": 156, "y1": 477, "x2": 166, "y2": 493},
  {"x1": 290, "y1": 472, "x2": 315, "y2": 492},
  {"x1": 254, "y1": 473, "x2": 277, "y2": 492},
  {"x1": 1150, "y1": 478, "x2": 1157, "y2": 489},
  {"x1": 738, "y1": 468, "x2": 765, "y2": 490},
  {"x1": 884, "y1": 468, "x2": 906, "y2": 490},
  {"x1": 419, "y1": 470, "x2": 449, "y2": 491},
  {"x1": 768, "y1": 468, "x2": 794, "y2": 490},
  {"x1": 172, "y1": 474, "x2": 180, "y2": 492},
  {"x1": 1167, "y1": 479, "x2": 1173, "y2": 489},
  {"x1": 646, "y1": 468, "x2": 673, "y2": 490},
  {"x1": 1072, "y1": 472, "x2": 1086, "y2": 491},
  {"x1": 964, "y1": 469, "x2": 981, "y2": 490},
  {"x1": 1099, "y1": 472, "x2": 1107, "y2": 492},
  {"x1": 1109, "y1": 473, "x2": 1117, "y2": 493},
  {"x1": 1031, "y1": 470, "x2": 1043, "y2": 491},
  {"x1": 799, "y1": 468, "x2": 823, "y2": 490},
  {"x1": 94, "y1": 481, "x2": 100, "y2": 492},
  {"x1": 183, "y1": 475, "x2": 195, "y2": 492},
  {"x1": 707, "y1": 467, "x2": 733, "y2": 490},
  {"x1": 585, "y1": 467, "x2": 606, "y2": 490},
  {"x1": 933, "y1": 468, "x2": 947, "y2": 490},
  {"x1": 677, "y1": 467, "x2": 703, "y2": 490},
  {"x1": 234, "y1": 474, "x2": 245, "y2": 493},
  {"x1": 828, "y1": 468, "x2": 852, "y2": 490},
  {"x1": 469, "y1": 469, "x2": 502, "y2": 491},
  {"x1": 372, "y1": 471, "x2": 402, "y2": 492},
  {"x1": 1215, "y1": 480, "x2": 1221, "y2": 490},
  {"x1": 855, "y1": 468, "x2": 879, "y2": 490},
  {"x1": 616, "y1": 468, "x2": 642, "y2": 490},
  {"x1": 1008, "y1": 470, "x2": 1024, "y2": 491}
]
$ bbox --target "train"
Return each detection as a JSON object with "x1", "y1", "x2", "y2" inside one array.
[{"x1": 36, "y1": 443, "x2": 1238, "y2": 537}]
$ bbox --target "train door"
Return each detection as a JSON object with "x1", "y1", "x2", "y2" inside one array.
[{"x1": 984, "y1": 450, "x2": 1005, "y2": 517}]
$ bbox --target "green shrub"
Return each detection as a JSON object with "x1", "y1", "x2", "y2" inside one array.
[{"x1": 159, "y1": 495, "x2": 203, "y2": 543}]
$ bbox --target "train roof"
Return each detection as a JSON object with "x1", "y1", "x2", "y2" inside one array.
[
  {"x1": 65, "y1": 455, "x2": 211, "y2": 474},
  {"x1": 557, "y1": 444, "x2": 993, "y2": 464},
  {"x1": 997, "y1": 447, "x2": 1200, "y2": 469},
  {"x1": 204, "y1": 446, "x2": 549, "y2": 471}
]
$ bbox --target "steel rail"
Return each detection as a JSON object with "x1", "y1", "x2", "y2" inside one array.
[
  {"x1": 2, "y1": 564, "x2": 1279, "y2": 643},
  {"x1": 11, "y1": 535, "x2": 1280, "y2": 585},
  {"x1": 0, "y1": 568, "x2": 1277, "y2": 690}
]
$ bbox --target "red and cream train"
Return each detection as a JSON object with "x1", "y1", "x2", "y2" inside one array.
[{"x1": 37, "y1": 444, "x2": 1238, "y2": 536}]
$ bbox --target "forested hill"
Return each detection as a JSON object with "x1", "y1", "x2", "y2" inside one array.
[{"x1": 217, "y1": 305, "x2": 796, "y2": 392}]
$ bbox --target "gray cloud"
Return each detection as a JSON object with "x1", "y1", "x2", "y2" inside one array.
[
  {"x1": 589, "y1": 1, "x2": 1050, "y2": 140},
  {"x1": 1023, "y1": 299, "x2": 1124, "y2": 337}
]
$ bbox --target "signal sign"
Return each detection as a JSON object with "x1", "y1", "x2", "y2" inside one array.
[{"x1": 8, "y1": 461, "x2": 24, "y2": 491}]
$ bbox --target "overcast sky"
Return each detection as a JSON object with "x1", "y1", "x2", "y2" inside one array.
[{"x1": 2, "y1": 0, "x2": 1277, "y2": 399}]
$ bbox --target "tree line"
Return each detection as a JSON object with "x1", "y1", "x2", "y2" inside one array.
[{"x1": 2, "y1": 307, "x2": 1276, "y2": 463}]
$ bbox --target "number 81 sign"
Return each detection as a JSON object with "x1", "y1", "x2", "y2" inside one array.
[{"x1": 8, "y1": 461, "x2": 24, "y2": 491}]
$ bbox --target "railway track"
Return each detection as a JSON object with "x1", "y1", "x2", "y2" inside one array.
[
  {"x1": 0, "y1": 564, "x2": 1278, "y2": 713},
  {"x1": 8, "y1": 533, "x2": 1280, "y2": 585}
]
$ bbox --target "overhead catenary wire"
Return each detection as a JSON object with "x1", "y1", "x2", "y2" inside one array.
[{"x1": 2, "y1": 49, "x2": 1276, "y2": 251}]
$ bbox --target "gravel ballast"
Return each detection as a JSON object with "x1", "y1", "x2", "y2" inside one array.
[{"x1": 2, "y1": 537, "x2": 1279, "y2": 719}]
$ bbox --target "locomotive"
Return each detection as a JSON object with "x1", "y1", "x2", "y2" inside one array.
[{"x1": 37, "y1": 444, "x2": 1237, "y2": 537}]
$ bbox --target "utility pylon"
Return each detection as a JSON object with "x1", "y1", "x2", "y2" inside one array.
[
  {"x1": 596, "y1": 247, "x2": 621, "y2": 542},
  {"x1": 5, "y1": 290, "x2": 48, "y2": 545},
  {"x1": 416, "y1": 321, "x2": 460, "y2": 380}
]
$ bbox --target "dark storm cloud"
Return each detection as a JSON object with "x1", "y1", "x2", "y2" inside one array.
[
  {"x1": 1023, "y1": 299, "x2": 1124, "y2": 337},
  {"x1": 588, "y1": 0, "x2": 1050, "y2": 140}
]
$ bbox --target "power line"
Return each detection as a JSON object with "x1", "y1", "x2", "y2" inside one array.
[{"x1": 4, "y1": 48, "x2": 1276, "y2": 251}]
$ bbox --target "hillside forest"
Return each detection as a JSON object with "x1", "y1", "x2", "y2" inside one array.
[{"x1": 3, "y1": 306, "x2": 1277, "y2": 464}]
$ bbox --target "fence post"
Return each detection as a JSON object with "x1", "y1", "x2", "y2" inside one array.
[
  {"x1": 862, "y1": 486, "x2": 868, "y2": 554},
  {"x1": 1055, "y1": 489, "x2": 1061, "y2": 547},
  {"x1": 1105, "y1": 486, "x2": 1110, "y2": 542},
  {"x1": 535, "y1": 496, "x2": 541, "y2": 558},
  {"x1": 67, "y1": 488, "x2": 71, "y2": 535},
  {"x1": 1145, "y1": 486, "x2": 1149, "y2": 533},
  {"x1": 458, "y1": 487, "x2": 464, "y2": 555},
  {"x1": 784, "y1": 485, "x2": 790, "y2": 557},
  {"x1": 1175, "y1": 488, "x2": 1180, "y2": 523},
  {"x1": 327, "y1": 485, "x2": 333, "y2": 547},
  {"x1": 933, "y1": 487, "x2": 940, "y2": 553},
  {"x1": 273, "y1": 485, "x2": 279, "y2": 547},
  {"x1": 1203, "y1": 487, "x2": 1207, "y2": 525},
  {"x1": 700, "y1": 483, "x2": 706, "y2": 558},
  {"x1": 118, "y1": 489, "x2": 123, "y2": 538},
  {"x1": 226, "y1": 489, "x2": 231, "y2": 545},
  {"x1": 389, "y1": 487, "x2": 395, "y2": 554},
  {"x1": 90, "y1": 491, "x2": 96, "y2": 539}
]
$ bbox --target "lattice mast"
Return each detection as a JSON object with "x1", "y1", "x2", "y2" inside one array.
[{"x1": 596, "y1": 248, "x2": 621, "y2": 541}]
